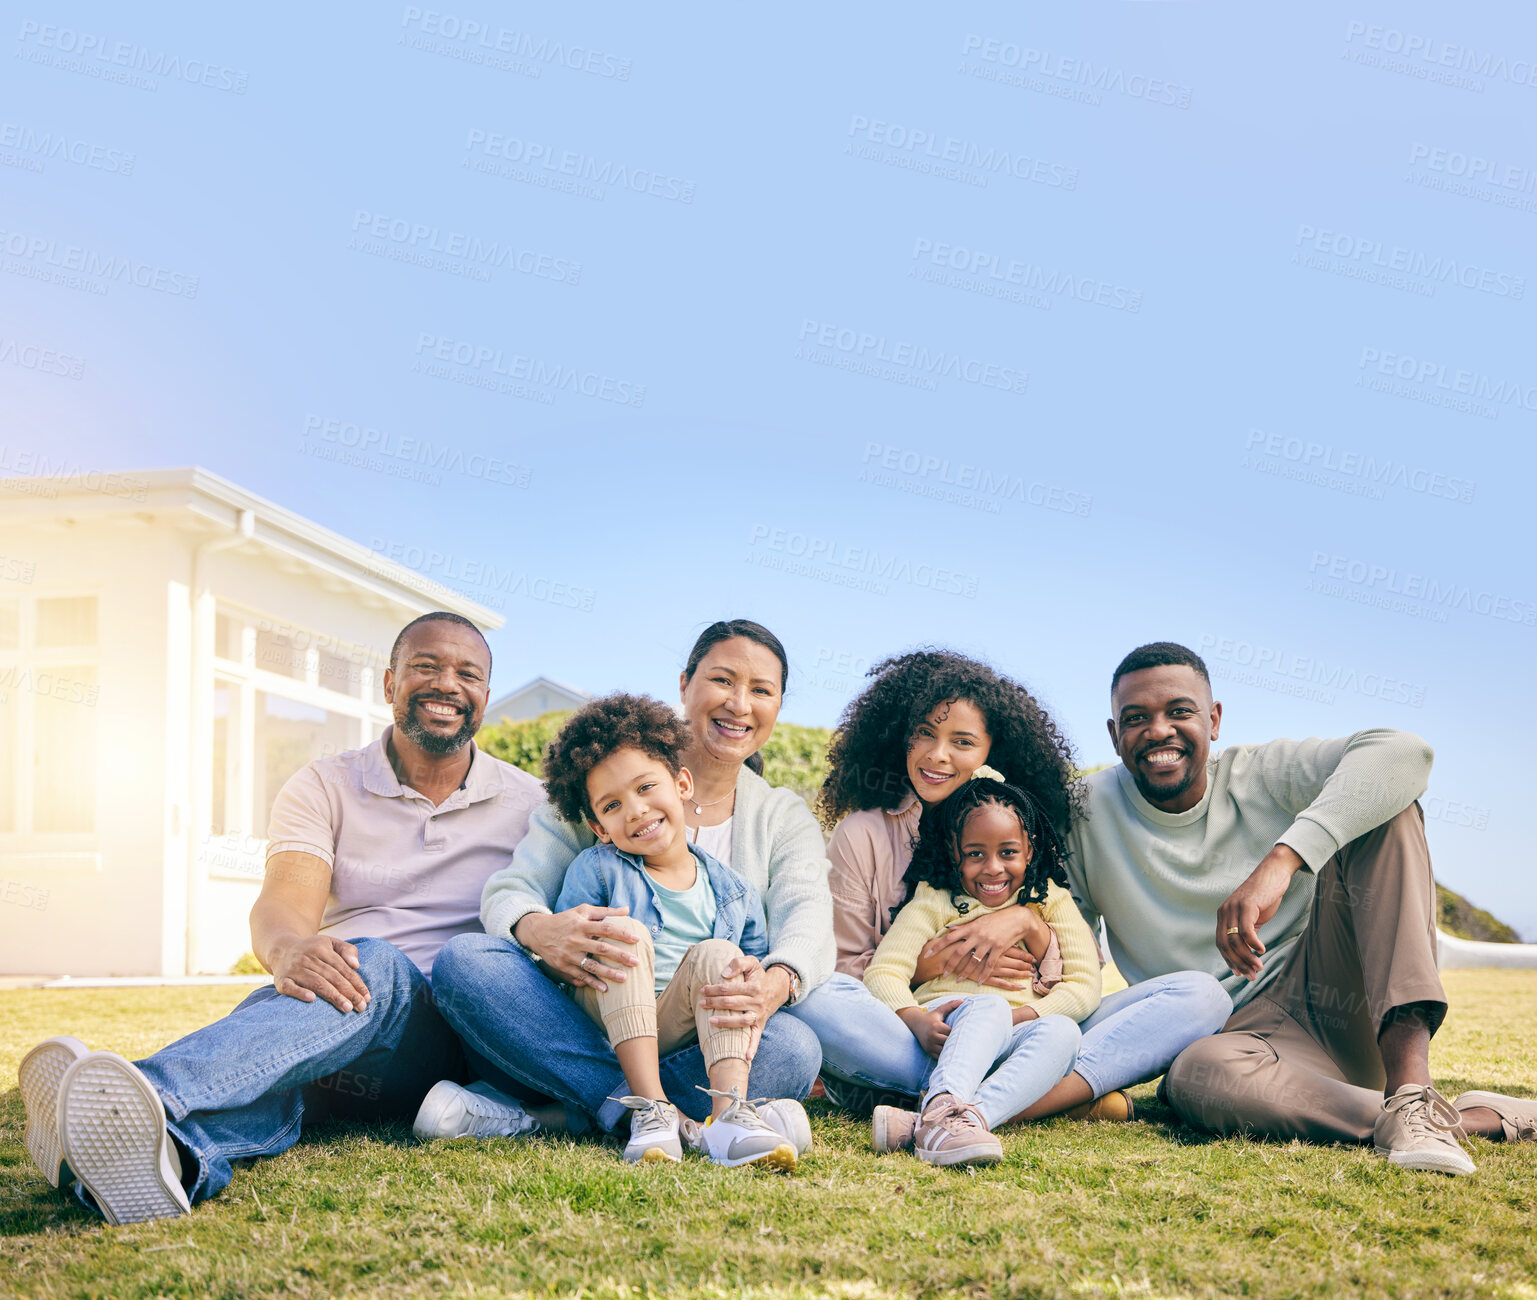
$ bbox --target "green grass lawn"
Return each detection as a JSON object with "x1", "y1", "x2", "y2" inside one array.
[{"x1": 2, "y1": 971, "x2": 1535, "y2": 1300}]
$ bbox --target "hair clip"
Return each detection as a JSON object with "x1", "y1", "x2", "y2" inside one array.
[{"x1": 970, "y1": 764, "x2": 1007, "y2": 784}]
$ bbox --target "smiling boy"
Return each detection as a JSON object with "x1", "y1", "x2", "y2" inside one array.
[{"x1": 540, "y1": 693, "x2": 800, "y2": 1170}]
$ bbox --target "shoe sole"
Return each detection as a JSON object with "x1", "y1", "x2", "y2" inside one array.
[
  {"x1": 57, "y1": 1053, "x2": 191, "y2": 1225},
  {"x1": 707, "y1": 1141, "x2": 798, "y2": 1171},
  {"x1": 19, "y1": 1036, "x2": 89, "y2": 1187},
  {"x1": 917, "y1": 1143, "x2": 1004, "y2": 1168},
  {"x1": 630, "y1": 1145, "x2": 682, "y2": 1164},
  {"x1": 871, "y1": 1106, "x2": 914, "y2": 1154},
  {"x1": 1374, "y1": 1144, "x2": 1476, "y2": 1176},
  {"x1": 413, "y1": 1080, "x2": 470, "y2": 1141}
]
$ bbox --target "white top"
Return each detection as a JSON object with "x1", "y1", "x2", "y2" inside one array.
[{"x1": 687, "y1": 815, "x2": 735, "y2": 865}]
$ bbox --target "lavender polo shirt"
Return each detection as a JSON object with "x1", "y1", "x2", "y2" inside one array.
[{"x1": 265, "y1": 727, "x2": 544, "y2": 975}]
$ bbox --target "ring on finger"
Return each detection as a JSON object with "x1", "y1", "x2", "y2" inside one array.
[
  {"x1": 579, "y1": 955, "x2": 592, "y2": 972},
  {"x1": 1224, "y1": 927, "x2": 1241, "y2": 936}
]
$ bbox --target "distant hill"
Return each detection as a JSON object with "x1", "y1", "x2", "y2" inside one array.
[
  {"x1": 1437, "y1": 884, "x2": 1521, "y2": 944},
  {"x1": 477, "y1": 714, "x2": 1524, "y2": 944}
]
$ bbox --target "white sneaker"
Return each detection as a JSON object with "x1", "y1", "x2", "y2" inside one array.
[
  {"x1": 697, "y1": 1087, "x2": 797, "y2": 1171},
  {"x1": 19, "y1": 1036, "x2": 89, "y2": 1187},
  {"x1": 756, "y1": 1098, "x2": 813, "y2": 1156},
  {"x1": 620, "y1": 1097, "x2": 682, "y2": 1163},
  {"x1": 56, "y1": 1051, "x2": 192, "y2": 1225},
  {"x1": 680, "y1": 1097, "x2": 812, "y2": 1158},
  {"x1": 412, "y1": 1080, "x2": 540, "y2": 1141}
]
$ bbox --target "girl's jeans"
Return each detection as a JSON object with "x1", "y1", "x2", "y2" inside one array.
[
  {"x1": 921, "y1": 995, "x2": 1080, "y2": 1128},
  {"x1": 788, "y1": 969, "x2": 1233, "y2": 1109}
]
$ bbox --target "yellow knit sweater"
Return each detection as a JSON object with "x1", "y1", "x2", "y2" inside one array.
[{"x1": 863, "y1": 880, "x2": 1102, "y2": 1022}]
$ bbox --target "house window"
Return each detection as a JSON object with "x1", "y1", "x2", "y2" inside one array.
[
  {"x1": 0, "y1": 593, "x2": 99, "y2": 837},
  {"x1": 254, "y1": 692, "x2": 360, "y2": 831},
  {"x1": 206, "y1": 607, "x2": 390, "y2": 855}
]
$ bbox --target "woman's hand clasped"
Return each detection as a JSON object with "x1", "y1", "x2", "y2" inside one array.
[
  {"x1": 699, "y1": 956, "x2": 791, "y2": 1063},
  {"x1": 917, "y1": 907, "x2": 1042, "y2": 989}
]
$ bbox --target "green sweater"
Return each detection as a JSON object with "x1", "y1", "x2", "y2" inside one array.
[{"x1": 1064, "y1": 729, "x2": 1433, "y2": 1007}]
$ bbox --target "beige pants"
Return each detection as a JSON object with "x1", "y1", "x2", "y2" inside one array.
[
  {"x1": 572, "y1": 918, "x2": 753, "y2": 1069},
  {"x1": 1164, "y1": 804, "x2": 1445, "y2": 1143}
]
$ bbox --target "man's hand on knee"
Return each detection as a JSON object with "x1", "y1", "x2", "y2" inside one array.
[{"x1": 269, "y1": 935, "x2": 372, "y2": 1013}]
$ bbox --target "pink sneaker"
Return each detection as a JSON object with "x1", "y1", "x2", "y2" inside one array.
[
  {"x1": 872, "y1": 1104, "x2": 917, "y2": 1154},
  {"x1": 912, "y1": 1093, "x2": 1002, "y2": 1168}
]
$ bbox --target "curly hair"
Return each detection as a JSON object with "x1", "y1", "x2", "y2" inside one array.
[
  {"x1": 542, "y1": 693, "x2": 691, "y2": 825},
  {"x1": 906, "y1": 777, "x2": 1072, "y2": 909},
  {"x1": 816, "y1": 649, "x2": 1081, "y2": 834}
]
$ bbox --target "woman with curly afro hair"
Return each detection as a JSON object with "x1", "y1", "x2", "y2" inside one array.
[
  {"x1": 785, "y1": 649, "x2": 1087, "y2": 1114},
  {"x1": 820, "y1": 649, "x2": 1081, "y2": 982}
]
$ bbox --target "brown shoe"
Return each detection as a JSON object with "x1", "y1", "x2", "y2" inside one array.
[
  {"x1": 872, "y1": 1104, "x2": 917, "y2": 1154},
  {"x1": 913, "y1": 1093, "x2": 1002, "y2": 1168},
  {"x1": 1064, "y1": 1089, "x2": 1135, "y2": 1122},
  {"x1": 1373, "y1": 1084, "x2": 1476, "y2": 1176},
  {"x1": 1453, "y1": 1091, "x2": 1537, "y2": 1142}
]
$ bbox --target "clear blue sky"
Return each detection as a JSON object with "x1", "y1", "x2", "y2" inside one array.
[{"x1": 5, "y1": 2, "x2": 1534, "y2": 936}]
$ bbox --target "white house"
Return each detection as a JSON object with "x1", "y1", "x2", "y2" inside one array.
[
  {"x1": 0, "y1": 467, "x2": 500, "y2": 977},
  {"x1": 485, "y1": 675, "x2": 591, "y2": 725}
]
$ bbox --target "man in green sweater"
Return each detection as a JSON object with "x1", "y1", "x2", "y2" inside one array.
[{"x1": 1065, "y1": 642, "x2": 1535, "y2": 1174}]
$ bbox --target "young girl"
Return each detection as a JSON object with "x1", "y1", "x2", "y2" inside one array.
[
  {"x1": 862, "y1": 772, "x2": 1100, "y2": 1166},
  {"x1": 819, "y1": 650, "x2": 1079, "y2": 984}
]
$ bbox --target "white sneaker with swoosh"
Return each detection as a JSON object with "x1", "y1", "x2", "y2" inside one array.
[{"x1": 696, "y1": 1087, "x2": 797, "y2": 1171}]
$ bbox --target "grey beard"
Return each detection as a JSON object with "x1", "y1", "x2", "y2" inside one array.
[{"x1": 398, "y1": 708, "x2": 476, "y2": 754}]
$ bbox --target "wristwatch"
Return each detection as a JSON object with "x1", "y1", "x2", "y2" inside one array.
[{"x1": 766, "y1": 962, "x2": 802, "y2": 1003}]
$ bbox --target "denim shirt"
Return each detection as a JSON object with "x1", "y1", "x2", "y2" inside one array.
[{"x1": 553, "y1": 840, "x2": 770, "y2": 957}]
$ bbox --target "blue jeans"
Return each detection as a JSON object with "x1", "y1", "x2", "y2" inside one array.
[
  {"x1": 430, "y1": 932, "x2": 822, "y2": 1130},
  {"x1": 792, "y1": 969, "x2": 1230, "y2": 1109},
  {"x1": 923, "y1": 996, "x2": 1081, "y2": 1128},
  {"x1": 137, "y1": 938, "x2": 464, "y2": 1203}
]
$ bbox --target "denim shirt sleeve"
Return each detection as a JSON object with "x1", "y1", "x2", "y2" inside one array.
[
  {"x1": 554, "y1": 847, "x2": 610, "y2": 914},
  {"x1": 740, "y1": 884, "x2": 770, "y2": 960}
]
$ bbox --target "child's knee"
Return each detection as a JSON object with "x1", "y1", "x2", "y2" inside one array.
[
  {"x1": 955, "y1": 993, "x2": 1013, "y2": 1025},
  {"x1": 609, "y1": 917, "x2": 654, "y2": 952},
  {"x1": 691, "y1": 938, "x2": 743, "y2": 980}
]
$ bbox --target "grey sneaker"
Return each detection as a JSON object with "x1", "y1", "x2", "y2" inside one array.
[
  {"x1": 620, "y1": 1097, "x2": 682, "y2": 1164},
  {"x1": 1452, "y1": 1090, "x2": 1537, "y2": 1143},
  {"x1": 1374, "y1": 1084, "x2": 1476, "y2": 1175},
  {"x1": 697, "y1": 1088, "x2": 797, "y2": 1171},
  {"x1": 57, "y1": 1051, "x2": 192, "y2": 1225},
  {"x1": 913, "y1": 1093, "x2": 1002, "y2": 1168},
  {"x1": 19, "y1": 1036, "x2": 89, "y2": 1187},
  {"x1": 413, "y1": 1080, "x2": 540, "y2": 1141},
  {"x1": 872, "y1": 1104, "x2": 918, "y2": 1154}
]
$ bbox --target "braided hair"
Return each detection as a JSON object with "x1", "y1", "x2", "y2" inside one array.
[{"x1": 904, "y1": 776, "x2": 1072, "y2": 912}]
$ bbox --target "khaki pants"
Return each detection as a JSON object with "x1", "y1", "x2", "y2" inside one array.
[
  {"x1": 1164, "y1": 804, "x2": 1446, "y2": 1143},
  {"x1": 572, "y1": 918, "x2": 753, "y2": 1069}
]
